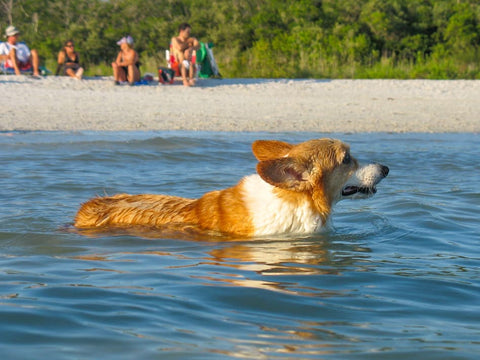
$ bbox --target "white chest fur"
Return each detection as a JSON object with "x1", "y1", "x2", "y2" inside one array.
[{"x1": 241, "y1": 175, "x2": 323, "y2": 235}]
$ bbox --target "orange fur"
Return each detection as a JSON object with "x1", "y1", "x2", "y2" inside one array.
[{"x1": 74, "y1": 188, "x2": 255, "y2": 236}]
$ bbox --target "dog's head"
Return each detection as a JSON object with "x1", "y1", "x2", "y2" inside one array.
[{"x1": 252, "y1": 138, "x2": 388, "y2": 215}]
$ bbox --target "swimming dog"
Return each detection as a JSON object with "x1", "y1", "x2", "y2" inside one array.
[{"x1": 74, "y1": 138, "x2": 388, "y2": 236}]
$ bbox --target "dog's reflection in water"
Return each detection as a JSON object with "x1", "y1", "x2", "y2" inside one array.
[{"x1": 73, "y1": 224, "x2": 368, "y2": 296}]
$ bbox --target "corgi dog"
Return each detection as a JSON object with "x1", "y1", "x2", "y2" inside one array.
[{"x1": 74, "y1": 138, "x2": 388, "y2": 237}]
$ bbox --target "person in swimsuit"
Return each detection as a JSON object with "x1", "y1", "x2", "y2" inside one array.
[
  {"x1": 56, "y1": 40, "x2": 84, "y2": 79},
  {"x1": 111, "y1": 35, "x2": 140, "y2": 85},
  {"x1": 171, "y1": 23, "x2": 200, "y2": 86},
  {"x1": 0, "y1": 25, "x2": 40, "y2": 76}
]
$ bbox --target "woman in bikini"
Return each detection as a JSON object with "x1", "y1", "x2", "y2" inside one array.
[
  {"x1": 56, "y1": 40, "x2": 84, "y2": 79},
  {"x1": 111, "y1": 35, "x2": 140, "y2": 85}
]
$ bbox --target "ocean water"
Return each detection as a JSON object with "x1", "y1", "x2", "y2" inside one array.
[{"x1": 0, "y1": 131, "x2": 479, "y2": 359}]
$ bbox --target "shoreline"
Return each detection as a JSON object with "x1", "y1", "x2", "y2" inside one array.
[{"x1": 1, "y1": 76, "x2": 479, "y2": 133}]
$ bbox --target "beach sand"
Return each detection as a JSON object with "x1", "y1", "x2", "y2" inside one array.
[{"x1": 1, "y1": 75, "x2": 479, "y2": 133}]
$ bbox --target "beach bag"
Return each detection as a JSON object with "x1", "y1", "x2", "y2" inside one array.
[{"x1": 158, "y1": 67, "x2": 175, "y2": 84}]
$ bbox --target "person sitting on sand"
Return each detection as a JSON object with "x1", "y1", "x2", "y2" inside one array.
[
  {"x1": 0, "y1": 25, "x2": 40, "y2": 76},
  {"x1": 56, "y1": 40, "x2": 84, "y2": 80},
  {"x1": 171, "y1": 23, "x2": 200, "y2": 86},
  {"x1": 111, "y1": 35, "x2": 140, "y2": 85}
]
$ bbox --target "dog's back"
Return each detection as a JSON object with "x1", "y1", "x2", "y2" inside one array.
[
  {"x1": 75, "y1": 194, "x2": 197, "y2": 228},
  {"x1": 74, "y1": 187, "x2": 255, "y2": 235}
]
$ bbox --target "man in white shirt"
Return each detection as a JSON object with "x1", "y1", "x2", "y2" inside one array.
[{"x1": 0, "y1": 25, "x2": 40, "y2": 76}]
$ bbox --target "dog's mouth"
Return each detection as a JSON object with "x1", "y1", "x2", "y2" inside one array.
[
  {"x1": 341, "y1": 163, "x2": 389, "y2": 198},
  {"x1": 342, "y1": 186, "x2": 377, "y2": 196}
]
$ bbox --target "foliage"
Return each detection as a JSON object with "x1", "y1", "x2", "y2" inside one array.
[{"x1": 1, "y1": 0, "x2": 480, "y2": 78}]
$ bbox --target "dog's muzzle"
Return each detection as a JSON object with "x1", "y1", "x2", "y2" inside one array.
[{"x1": 342, "y1": 164, "x2": 389, "y2": 197}]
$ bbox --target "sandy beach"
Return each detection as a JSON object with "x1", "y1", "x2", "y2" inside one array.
[{"x1": 1, "y1": 75, "x2": 479, "y2": 132}]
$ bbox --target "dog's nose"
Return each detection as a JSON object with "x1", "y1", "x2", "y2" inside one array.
[{"x1": 380, "y1": 165, "x2": 389, "y2": 177}]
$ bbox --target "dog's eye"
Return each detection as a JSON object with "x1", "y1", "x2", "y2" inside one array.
[{"x1": 342, "y1": 153, "x2": 351, "y2": 164}]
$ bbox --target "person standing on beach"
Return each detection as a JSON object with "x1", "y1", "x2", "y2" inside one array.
[
  {"x1": 111, "y1": 35, "x2": 140, "y2": 85},
  {"x1": 56, "y1": 40, "x2": 84, "y2": 80},
  {"x1": 0, "y1": 25, "x2": 40, "y2": 76},
  {"x1": 171, "y1": 23, "x2": 200, "y2": 86}
]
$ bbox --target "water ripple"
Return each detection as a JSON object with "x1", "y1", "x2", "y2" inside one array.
[{"x1": 1, "y1": 132, "x2": 479, "y2": 359}]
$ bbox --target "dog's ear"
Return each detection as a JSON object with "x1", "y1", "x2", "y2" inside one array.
[
  {"x1": 252, "y1": 140, "x2": 293, "y2": 161},
  {"x1": 257, "y1": 158, "x2": 312, "y2": 191}
]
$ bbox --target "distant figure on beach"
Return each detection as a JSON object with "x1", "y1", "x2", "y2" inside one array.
[
  {"x1": 56, "y1": 40, "x2": 84, "y2": 79},
  {"x1": 0, "y1": 25, "x2": 40, "y2": 76},
  {"x1": 111, "y1": 35, "x2": 140, "y2": 85},
  {"x1": 171, "y1": 23, "x2": 200, "y2": 86}
]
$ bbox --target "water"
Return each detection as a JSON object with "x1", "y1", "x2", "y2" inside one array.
[{"x1": 0, "y1": 131, "x2": 479, "y2": 359}]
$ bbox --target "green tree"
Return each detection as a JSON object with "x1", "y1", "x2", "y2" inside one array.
[{"x1": 1, "y1": 0, "x2": 479, "y2": 78}]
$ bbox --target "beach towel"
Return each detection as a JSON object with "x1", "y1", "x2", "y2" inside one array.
[{"x1": 196, "y1": 42, "x2": 221, "y2": 78}]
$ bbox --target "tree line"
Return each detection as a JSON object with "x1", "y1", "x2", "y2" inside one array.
[{"x1": 1, "y1": 0, "x2": 479, "y2": 78}]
